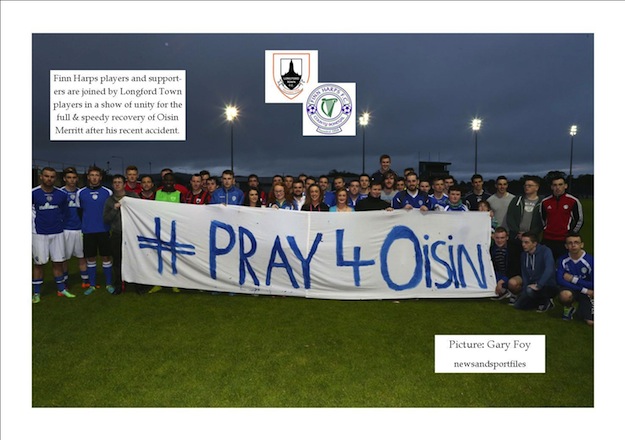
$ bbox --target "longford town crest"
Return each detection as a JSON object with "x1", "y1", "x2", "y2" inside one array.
[{"x1": 265, "y1": 50, "x2": 318, "y2": 103}]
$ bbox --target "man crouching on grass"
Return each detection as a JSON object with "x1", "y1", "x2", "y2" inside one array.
[
  {"x1": 514, "y1": 232, "x2": 558, "y2": 312},
  {"x1": 489, "y1": 227, "x2": 522, "y2": 303},
  {"x1": 556, "y1": 233, "x2": 594, "y2": 325}
]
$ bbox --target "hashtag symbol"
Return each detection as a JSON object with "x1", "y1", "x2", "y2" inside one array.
[{"x1": 137, "y1": 217, "x2": 195, "y2": 275}]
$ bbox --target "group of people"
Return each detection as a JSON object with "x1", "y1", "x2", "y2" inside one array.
[{"x1": 31, "y1": 154, "x2": 594, "y2": 325}]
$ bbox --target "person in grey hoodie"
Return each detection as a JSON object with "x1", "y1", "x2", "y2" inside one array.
[{"x1": 514, "y1": 232, "x2": 558, "y2": 312}]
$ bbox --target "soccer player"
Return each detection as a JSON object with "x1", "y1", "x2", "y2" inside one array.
[
  {"x1": 32, "y1": 167, "x2": 75, "y2": 302},
  {"x1": 155, "y1": 172, "x2": 182, "y2": 203},
  {"x1": 292, "y1": 180, "x2": 306, "y2": 210},
  {"x1": 489, "y1": 227, "x2": 522, "y2": 302},
  {"x1": 486, "y1": 175, "x2": 515, "y2": 231},
  {"x1": 60, "y1": 167, "x2": 89, "y2": 288},
  {"x1": 392, "y1": 172, "x2": 432, "y2": 211},
  {"x1": 444, "y1": 186, "x2": 468, "y2": 211},
  {"x1": 419, "y1": 179, "x2": 431, "y2": 194},
  {"x1": 514, "y1": 232, "x2": 558, "y2": 312},
  {"x1": 395, "y1": 176, "x2": 406, "y2": 192},
  {"x1": 355, "y1": 181, "x2": 393, "y2": 211},
  {"x1": 206, "y1": 176, "x2": 219, "y2": 198},
  {"x1": 139, "y1": 175, "x2": 156, "y2": 200},
  {"x1": 209, "y1": 170, "x2": 244, "y2": 205},
  {"x1": 556, "y1": 233, "x2": 594, "y2": 324},
  {"x1": 103, "y1": 175, "x2": 139, "y2": 294},
  {"x1": 359, "y1": 173, "x2": 371, "y2": 196},
  {"x1": 333, "y1": 176, "x2": 346, "y2": 191},
  {"x1": 347, "y1": 179, "x2": 365, "y2": 208},
  {"x1": 540, "y1": 175, "x2": 584, "y2": 261},
  {"x1": 444, "y1": 175, "x2": 456, "y2": 193},
  {"x1": 77, "y1": 166, "x2": 114, "y2": 295},
  {"x1": 159, "y1": 168, "x2": 189, "y2": 196},
  {"x1": 318, "y1": 175, "x2": 334, "y2": 206},
  {"x1": 371, "y1": 154, "x2": 395, "y2": 184},
  {"x1": 271, "y1": 175, "x2": 284, "y2": 187},
  {"x1": 199, "y1": 170, "x2": 211, "y2": 192},
  {"x1": 305, "y1": 176, "x2": 317, "y2": 191},
  {"x1": 464, "y1": 174, "x2": 492, "y2": 211},
  {"x1": 151, "y1": 173, "x2": 183, "y2": 294},
  {"x1": 381, "y1": 171, "x2": 398, "y2": 203},
  {"x1": 429, "y1": 177, "x2": 449, "y2": 211},
  {"x1": 183, "y1": 174, "x2": 211, "y2": 204},
  {"x1": 124, "y1": 165, "x2": 142, "y2": 194}
]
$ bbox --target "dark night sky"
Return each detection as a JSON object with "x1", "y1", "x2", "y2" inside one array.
[{"x1": 32, "y1": 32, "x2": 593, "y2": 182}]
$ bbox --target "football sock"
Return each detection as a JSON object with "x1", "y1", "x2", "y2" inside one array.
[
  {"x1": 102, "y1": 261, "x2": 113, "y2": 286},
  {"x1": 54, "y1": 275, "x2": 66, "y2": 292},
  {"x1": 87, "y1": 261, "x2": 97, "y2": 286},
  {"x1": 33, "y1": 278, "x2": 43, "y2": 294}
]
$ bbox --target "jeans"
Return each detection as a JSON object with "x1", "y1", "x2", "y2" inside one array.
[{"x1": 514, "y1": 285, "x2": 557, "y2": 310}]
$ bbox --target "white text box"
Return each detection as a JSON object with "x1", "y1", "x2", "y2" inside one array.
[
  {"x1": 50, "y1": 70, "x2": 185, "y2": 141},
  {"x1": 435, "y1": 335, "x2": 545, "y2": 373}
]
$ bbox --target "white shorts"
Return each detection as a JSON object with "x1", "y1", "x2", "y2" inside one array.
[
  {"x1": 63, "y1": 229, "x2": 84, "y2": 259},
  {"x1": 32, "y1": 233, "x2": 66, "y2": 265}
]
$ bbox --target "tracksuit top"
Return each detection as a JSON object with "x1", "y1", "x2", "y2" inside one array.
[{"x1": 540, "y1": 193, "x2": 583, "y2": 241}]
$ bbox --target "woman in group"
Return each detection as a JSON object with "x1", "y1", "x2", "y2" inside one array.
[
  {"x1": 243, "y1": 188, "x2": 264, "y2": 207},
  {"x1": 300, "y1": 183, "x2": 330, "y2": 212},
  {"x1": 267, "y1": 183, "x2": 296, "y2": 210},
  {"x1": 329, "y1": 188, "x2": 353, "y2": 212}
]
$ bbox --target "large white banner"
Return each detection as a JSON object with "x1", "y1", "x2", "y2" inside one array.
[{"x1": 121, "y1": 198, "x2": 496, "y2": 300}]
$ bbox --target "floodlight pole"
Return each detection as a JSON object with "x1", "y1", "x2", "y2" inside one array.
[
  {"x1": 474, "y1": 131, "x2": 478, "y2": 175},
  {"x1": 225, "y1": 105, "x2": 238, "y2": 173},
  {"x1": 569, "y1": 125, "x2": 578, "y2": 190},
  {"x1": 362, "y1": 125, "x2": 366, "y2": 174},
  {"x1": 359, "y1": 112, "x2": 370, "y2": 174},
  {"x1": 230, "y1": 122, "x2": 234, "y2": 172},
  {"x1": 471, "y1": 119, "x2": 481, "y2": 175}
]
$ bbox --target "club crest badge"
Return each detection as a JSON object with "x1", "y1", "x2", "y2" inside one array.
[
  {"x1": 265, "y1": 50, "x2": 318, "y2": 104},
  {"x1": 278, "y1": 57, "x2": 304, "y2": 97},
  {"x1": 303, "y1": 83, "x2": 356, "y2": 136}
]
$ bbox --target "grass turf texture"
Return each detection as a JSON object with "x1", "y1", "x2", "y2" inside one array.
[
  {"x1": 33, "y1": 286, "x2": 593, "y2": 407},
  {"x1": 32, "y1": 199, "x2": 594, "y2": 407}
]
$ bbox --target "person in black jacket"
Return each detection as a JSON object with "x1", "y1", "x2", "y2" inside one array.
[
  {"x1": 489, "y1": 227, "x2": 523, "y2": 303},
  {"x1": 355, "y1": 182, "x2": 393, "y2": 212}
]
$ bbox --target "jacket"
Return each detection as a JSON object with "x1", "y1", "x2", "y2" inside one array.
[{"x1": 505, "y1": 195, "x2": 543, "y2": 237}]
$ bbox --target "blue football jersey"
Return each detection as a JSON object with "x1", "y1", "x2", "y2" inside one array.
[
  {"x1": 60, "y1": 187, "x2": 82, "y2": 230},
  {"x1": 32, "y1": 186, "x2": 68, "y2": 235},
  {"x1": 77, "y1": 186, "x2": 112, "y2": 233}
]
